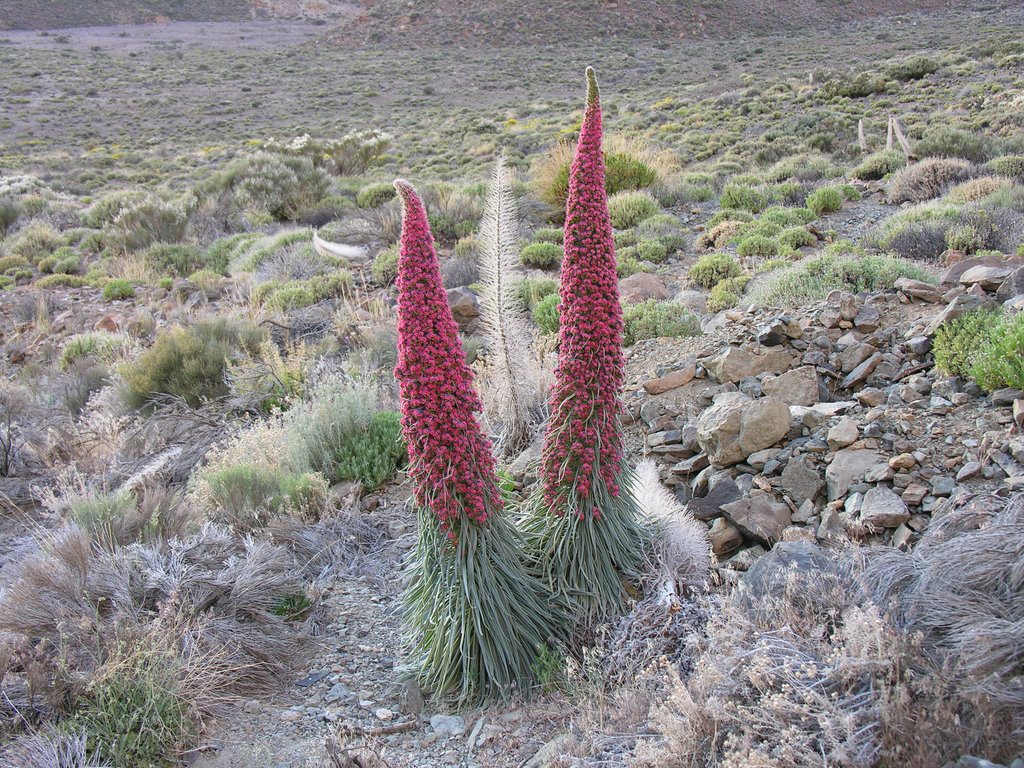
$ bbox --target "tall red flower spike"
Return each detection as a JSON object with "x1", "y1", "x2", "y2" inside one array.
[
  {"x1": 393, "y1": 179, "x2": 502, "y2": 529},
  {"x1": 541, "y1": 67, "x2": 626, "y2": 517}
]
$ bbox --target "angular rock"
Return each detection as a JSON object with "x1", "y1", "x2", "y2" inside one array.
[
  {"x1": 643, "y1": 357, "x2": 696, "y2": 394},
  {"x1": 940, "y1": 254, "x2": 1007, "y2": 285},
  {"x1": 895, "y1": 277, "x2": 942, "y2": 302},
  {"x1": 826, "y1": 448, "x2": 881, "y2": 500},
  {"x1": 447, "y1": 286, "x2": 480, "y2": 325},
  {"x1": 840, "y1": 342, "x2": 876, "y2": 373},
  {"x1": 959, "y1": 265, "x2": 1013, "y2": 290},
  {"x1": 707, "y1": 517, "x2": 743, "y2": 556},
  {"x1": 430, "y1": 714, "x2": 467, "y2": 738},
  {"x1": 706, "y1": 347, "x2": 792, "y2": 384},
  {"x1": 956, "y1": 461, "x2": 983, "y2": 481},
  {"x1": 674, "y1": 289, "x2": 707, "y2": 314},
  {"x1": 900, "y1": 482, "x2": 930, "y2": 506},
  {"x1": 721, "y1": 496, "x2": 791, "y2": 545},
  {"x1": 996, "y1": 265, "x2": 1024, "y2": 302},
  {"x1": 671, "y1": 453, "x2": 710, "y2": 475},
  {"x1": 827, "y1": 418, "x2": 859, "y2": 450},
  {"x1": 781, "y1": 458, "x2": 824, "y2": 504},
  {"x1": 761, "y1": 365, "x2": 820, "y2": 407},
  {"x1": 841, "y1": 352, "x2": 882, "y2": 389},
  {"x1": 686, "y1": 477, "x2": 740, "y2": 521},
  {"x1": 860, "y1": 486, "x2": 911, "y2": 528},
  {"x1": 619, "y1": 273, "x2": 669, "y2": 303},
  {"x1": 853, "y1": 304, "x2": 880, "y2": 331},
  {"x1": 696, "y1": 392, "x2": 792, "y2": 467}
]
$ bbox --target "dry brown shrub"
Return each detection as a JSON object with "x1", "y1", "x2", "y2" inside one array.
[{"x1": 886, "y1": 158, "x2": 972, "y2": 204}]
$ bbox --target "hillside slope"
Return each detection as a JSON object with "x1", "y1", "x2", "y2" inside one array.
[
  {"x1": 322, "y1": 0, "x2": 991, "y2": 47},
  {"x1": 0, "y1": 0, "x2": 354, "y2": 30}
]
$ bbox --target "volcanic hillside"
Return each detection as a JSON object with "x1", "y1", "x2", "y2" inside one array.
[{"x1": 322, "y1": 0, "x2": 986, "y2": 48}]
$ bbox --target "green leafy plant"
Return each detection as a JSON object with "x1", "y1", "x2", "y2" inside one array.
[
  {"x1": 356, "y1": 181, "x2": 397, "y2": 208},
  {"x1": 607, "y1": 190, "x2": 660, "y2": 229},
  {"x1": 934, "y1": 309, "x2": 1001, "y2": 379},
  {"x1": 520, "y1": 242, "x2": 562, "y2": 269},
  {"x1": 719, "y1": 183, "x2": 768, "y2": 213},
  {"x1": 806, "y1": 186, "x2": 844, "y2": 215},
  {"x1": 689, "y1": 253, "x2": 741, "y2": 288},
  {"x1": 532, "y1": 293, "x2": 560, "y2": 334},
  {"x1": 102, "y1": 279, "x2": 134, "y2": 301},
  {"x1": 622, "y1": 299, "x2": 701, "y2": 346}
]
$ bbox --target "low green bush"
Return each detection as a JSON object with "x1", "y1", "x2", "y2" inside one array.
[
  {"x1": 122, "y1": 318, "x2": 266, "y2": 409},
  {"x1": 36, "y1": 274, "x2": 87, "y2": 289},
  {"x1": 356, "y1": 182, "x2": 397, "y2": 208},
  {"x1": 934, "y1": 309, "x2": 1001, "y2": 379},
  {"x1": 11, "y1": 222, "x2": 63, "y2": 262},
  {"x1": 520, "y1": 242, "x2": 562, "y2": 269},
  {"x1": 852, "y1": 150, "x2": 906, "y2": 181},
  {"x1": 372, "y1": 246, "x2": 399, "y2": 286},
  {"x1": 887, "y1": 55, "x2": 939, "y2": 81},
  {"x1": 986, "y1": 155, "x2": 1024, "y2": 177},
  {"x1": 204, "y1": 464, "x2": 327, "y2": 530},
  {"x1": 532, "y1": 227, "x2": 564, "y2": 245},
  {"x1": 329, "y1": 411, "x2": 407, "y2": 489},
  {"x1": 806, "y1": 186, "x2": 844, "y2": 215},
  {"x1": 533, "y1": 293, "x2": 560, "y2": 334},
  {"x1": 737, "y1": 234, "x2": 779, "y2": 258},
  {"x1": 707, "y1": 275, "x2": 752, "y2": 312},
  {"x1": 707, "y1": 209, "x2": 754, "y2": 228},
  {"x1": 915, "y1": 126, "x2": 989, "y2": 163},
  {"x1": 689, "y1": 253, "x2": 741, "y2": 288},
  {"x1": 102, "y1": 278, "x2": 134, "y2": 301},
  {"x1": 607, "y1": 190, "x2": 661, "y2": 229},
  {"x1": 749, "y1": 245, "x2": 936, "y2": 306},
  {"x1": 517, "y1": 277, "x2": 558, "y2": 311},
  {"x1": 719, "y1": 184, "x2": 768, "y2": 213},
  {"x1": 622, "y1": 300, "x2": 701, "y2": 346},
  {"x1": 779, "y1": 226, "x2": 816, "y2": 249},
  {"x1": 972, "y1": 312, "x2": 1024, "y2": 391}
]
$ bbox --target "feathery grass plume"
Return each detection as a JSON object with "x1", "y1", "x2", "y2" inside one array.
[
  {"x1": 392, "y1": 179, "x2": 561, "y2": 702},
  {"x1": 477, "y1": 157, "x2": 545, "y2": 459},
  {"x1": 631, "y1": 459, "x2": 711, "y2": 605},
  {"x1": 525, "y1": 68, "x2": 651, "y2": 621}
]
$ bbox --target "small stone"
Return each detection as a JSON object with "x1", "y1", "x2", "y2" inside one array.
[
  {"x1": 707, "y1": 517, "x2": 743, "y2": 556},
  {"x1": 686, "y1": 477, "x2": 740, "y2": 521},
  {"x1": 695, "y1": 393, "x2": 792, "y2": 467},
  {"x1": 841, "y1": 352, "x2": 882, "y2": 389},
  {"x1": 430, "y1": 714, "x2": 468, "y2": 738},
  {"x1": 721, "y1": 497, "x2": 791, "y2": 545},
  {"x1": 856, "y1": 387, "x2": 886, "y2": 407},
  {"x1": 901, "y1": 482, "x2": 930, "y2": 506},
  {"x1": 895, "y1": 277, "x2": 942, "y2": 302},
  {"x1": 860, "y1": 486, "x2": 911, "y2": 528},
  {"x1": 325, "y1": 682, "x2": 354, "y2": 704},
  {"x1": 781, "y1": 458, "x2": 824, "y2": 504},
  {"x1": 992, "y1": 387, "x2": 1024, "y2": 406},
  {"x1": 853, "y1": 304, "x2": 880, "y2": 331},
  {"x1": 930, "y1": 476, "x2": 956, "y2": 496},
  {"x1": 956, "y1": 461, "x2": 983, "y2": 481},
  {"x1": 827, "y1": 418, "x2": 859, "y2": 450},
  {"x1": 959, "y1": 264, "x2": 1013, "y2": 289},
  {"x1": 375, "y1": 708, "x2": 394, "y2": 721},
  {"x1": 864, "y1": 463, "x2": 896, "y2": 483},
  {"x1": 888, "y1": 453, "x2": 917, "y2": 470},
  {"x1": 643, "y1": 358, "x2": 697, "y2": 394},
  {"x1": 826, "y1": 448, "x2": 881, "y2": 500},
  {"x1": 619, "y1": 273, "x2": 669, "y2": 303},
  {"x1": 281, "y1": 709, "x2": 302, "y2": 723},
  {"x1": 761, "y1": 365, "x2": 820, "y2": 407}
]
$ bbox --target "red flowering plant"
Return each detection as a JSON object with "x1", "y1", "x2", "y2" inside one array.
[
  {"x1": 393, "y1": 180, "x2": 561, "y2": 702},
  {"x1": 525, "y1": 69, "x2": 651, "y2": 621}
]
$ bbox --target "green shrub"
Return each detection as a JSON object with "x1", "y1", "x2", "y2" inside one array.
[
  {"x1": 748, "y1": 247, "x2": 935, "y2": 306},
  {"x1": 934, "y1": 309, "x2": 1001, "y2": 379},
  {"x1": 806, "y1": 186, "x2": 844, "y2": 215},
  {"x1": 887, "y1": 55, "x2": 939, "y2": 81},
  {"x1": 944, "y1": 223, "x2": 986, "y2": 254},
  {"x1": 719, "y1": 184, "x2": 768, "y2": 213},
  {"x1": 0, "y1": 255, "x2": 30, "y2": 273},
  {"x1": 607, "y1": 190, "x2": 660, "y2": 229},
  {"x1": 707, "y1": 275, "x2": 752, "y2": 312},
  {"x1": 11, "y1": 222, "x2": 63, "y2": 262},
  {"x1": 852, "y1": 150, "x2": 906, "y2": 181},
  {"x1": 256, "y1": 272, "x2": 353, "y2": 311},
  {"x1": 634, "y1": 213, "x2": 687, "y2": 254},
  {"x1": 915, "y1": 126, "x2": 989, "y2": 163},
  {"x1": 622, "y1": 300, "x2": 701, "y2": 346},
  {"x1": 539, "y1": 150, "x2": 658, "y2": 208},
  {"x1": 707, "y1": 209, "x2": 754, "y2": 228},
  {"x1": 779, "y1": 226, "x2": 816, "y2": 249},
  {"x1": 517, "y1": 277, "x2": 557, "y2": 311},
  {"x1": 83, "y1": 189, "x2": 149, "y2": 228},
  {"x1": 971, "y1": 312, "x2": 1024, "y2": 391},
  {"x1": 207, "y1": 232, "x2": 261, "y2": 273},
  {"x1": 632, "y1": 239, "x2": 669, "y2": 263},
  {"x1": 0, "y1": 197, "x2": 22, "y2": 236},
  {"x1": 356, "y1": 182, "x2": 397, "y2": 209},
  {"x1": 221, "y1": 152, "x2": 331, "y2": 221},
  {"x1": 533, "y1": 293, "x2": 560, "y2": 334},
  {"x1": 616, "y1": 252, "x2": 649, "y2": 278},
  {"x1": 203, "y1": 464, "x2": 327, "y2": 530},
  {"x1": 839, "y1": 184, "x2": 861, "y2": 202},
  {"x1": 615, "y1": 230, "x2": 638, "y2": 250},
  {"x1": 102, "y1": 278, "x2": 134, "y2": 301},
  {"x1": 329, "y1": 411, "x2": 407, "y2": 489},
  {"x1": 759, "y1": 206, "x2": 815, "y2": 227},
  {"x1": 60, "y1": 642, "x2": 193, "y2": 768},
  {"x1": 946, "y1": 177, "x2": 1009, "y2": 203},
  {"x1": 61, "y1": 331, "x2": 134, "y2": 370},
  {"x1": 371, "y1": 246, "x2": 399, "y2": 286},
  {"x1": 36, "y1": 274, "x2": 87, "y2": 289},
  {"x1": 123, "y1": 318, "x2": 266, "y2": 409},
  {"x1": 533, "y1": 227, "x2": 564, "y2": 245},
  {"x1": 520, "y1": 242, "x2": 562, "y2": 269},
  {"x1": 143, "y1": 243, "x2": 208, "y2": 277},
  {"x1": 107, "y1": 194, "x2": 191, "y2": 253},
  {"x1": 737, "y1": 234, "x2": 779, "y2": 258},
  {"x1": 986, "y1": 155, "x2": 1024, "y2": 177},
  {"x1": 820, "y1": 71, "x2": 888, "y2": 98},
  {"x1": 689, "y1": 253, "x2": 741, "y2": 288}
]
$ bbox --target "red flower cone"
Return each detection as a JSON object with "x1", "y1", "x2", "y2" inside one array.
[
  {"x1": 527, "y1": 69, "x2": 650, "y2": 620},
  {"x1": 393, "y1": 180, "x2": 562, "y2": 702}
]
